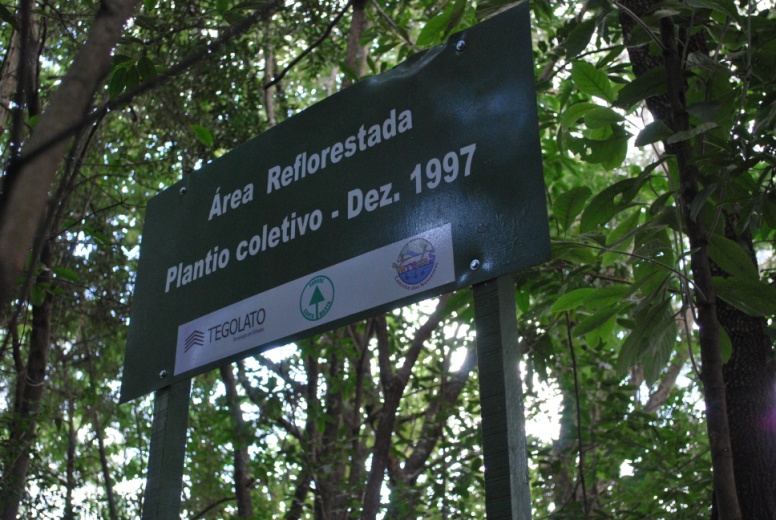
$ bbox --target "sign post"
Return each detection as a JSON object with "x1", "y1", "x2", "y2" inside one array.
[
  {"x1": 124, "y1": 3, "x2": 549, "y2": 518},
  {"x1": 473, "y1": 276, "x2": 531, "y2": 519},
  {"x1": 142, "y1": 380, "x2": 191, "y2": 519}
]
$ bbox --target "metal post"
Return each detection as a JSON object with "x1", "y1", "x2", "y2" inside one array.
[
  {"x1": 473, "y1": 276, "x2": 531, "y2": 519},
  {"x1": 142, "y1": 378, "x2": 191, "y2": 520}
]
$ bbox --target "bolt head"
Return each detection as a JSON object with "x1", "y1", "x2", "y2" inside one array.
[
  {"x1": 179, "y1": 186, "x2": 187, "y2": 195},
  {"x1": 456, "y1": 40, "x2": 466, "y2": 52},
  {"x1": 469, "y1": 259, "x2": 481, "y2": 271},
  {"x1": 159, "y1": 370, "x2": 168, "y2": 379}
]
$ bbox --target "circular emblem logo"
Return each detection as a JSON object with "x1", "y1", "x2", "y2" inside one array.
[
  {"x1": 300, "y1": 275, "x2": 334, "y2": 321},
  {"x1": 393, "y1": 237, "x2": 437, "y2": 289}
]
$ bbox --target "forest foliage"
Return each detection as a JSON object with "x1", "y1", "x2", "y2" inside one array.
[{"x1": 0, "y1": 0, "x2": 775, "y2": 518}]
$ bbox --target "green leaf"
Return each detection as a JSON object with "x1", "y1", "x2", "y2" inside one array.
[
  {"x1": 580, "y1": 182, "x2": 628, "y2": 232},
  {"x1": 685, "y1": 0, "x2": 739, "y2": 20},
  {"x1": 443, "y1": 0, "x2": 467, "y2": 35},
  {"x1": 515, "y1": 289, "x2": 530, "y2": 313},
  {"x1": 583, "y1": 107, "x2": 624, "y2": 129},
  {"x1": 580, "y1": 188, "x2": 617, "y2": 233},
  {"x1": 763, "y1": 196, "x2": 776, "y2": 230},
  {"x1": 30, "y1": 285, "x2": 45, "y2": 307},
  {"x1": 553, "y1": 186, "x2": 592, "y2": 232},
  {"x1": 707, "y1": 234, "x2": 758, "y2": 282},
  {"x1": 191, "y1": 125, "x2": 214, "y2": 147},
  {"x1": 571, "y1": 61, "x2": 615, "y2": 103},
  {"x1": 574, "y1": 303, "x2": 630, "y2": 337},
  {"x1": 713, "y1": 277, "x2": 776, "y2": 317},
  {"x1": 475, "y1": 0, "x2": 520, "y2": 20},
  {"x1": 584, "y1": 284, "x2": 630, "y2": 309},
  {"x1": 126, "y1": 65, "x2": 141, "y2": 92},
  {"x1": 586, "y1": 312, "x2": 618, "y2": 344},
  {"x1": 689, "y1": 184, "x2": 716, "y2": 221},
  {"x1": 53, "y1": 267, "x2": 81, "y2": 283},
  {"x1": 561, "y1": 102, "x2": 598, "y2": 129},
  {"x1": 108, "y1": 68, "x2": 128, "y2": 98},
  {"x1": 417, "y1": 0, "x2": 466, "y2": 47},
  {"x1": 0, "y1": 4, "x2": 19, "y2": 31},
  {"x1": 85, "y1": 227, "x2": 112, "y2": 247},
  {"x1": 222, "y1": 10, "x2": 245, "y2": 24},
  {"x1": 614, "y1": 67, "x2": 667, "y2": 109},
  {"x1": 754, "y1": 99, "x2": 776, "y2": 135},
  {"x1": 338, "y1": 61, "x2": 359, "y2": 82},
  {"x1": 635, "y1": 120, "x2": 673, "y2": 147},
  {"x1": 666, "y1": 122, "x2": 719, "y2": 144},
  {"x1": 617, "y1": 299, "x2": 677, "y2": 386},
  {"x1": 134, "y1": 15, "x2": 158, "y2": 31},
  {"x1": 551, "y1": 288, "x2": 596, "y2": 313},
  {"x1": 719, "y1": 326, "x2": 732, "y2": 364},
  {"x1": 602, "y1": 209, "x2": 642, "y2": 267},
  {"x1": 607, "y1": 209, "x2": 642, "y2": 250},
  {"x1": 113, "y1": 54, "x2": 132, "y2": 67},
  {"x1": 580, "y1": 135, "x2": 629, "y2": 170},
  {"x1": 137, "y1": 56, "x2": 157, "y2": 80},
  {"x1": 565, "y1": 19, "x2": 596, "y2": 58},
  {"x1": 552, "y1": 240, "x2": 598, "y2": 264},
  {"x1": 687, "y1": 101, "x2": 724, "y2": 123}
]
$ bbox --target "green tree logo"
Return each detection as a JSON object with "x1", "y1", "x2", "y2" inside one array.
[{"x1": 299, "y1": 275, "x2": 334, "y2": 321}]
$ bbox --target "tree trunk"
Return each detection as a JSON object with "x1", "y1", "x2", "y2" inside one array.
[
  {"x1": 285, "y1": 469, "x2": 312, "y2": 520},
  {"x1": 0, "y1": 29, "x2": 22, "y2": 136},
  {"x1": 220, "y1": 364, "x2": 254, "y2": 518},
  {"x1": 617, "y1": 1, "x2": 776, "y2": 517},
  {"x1": 93, "y1": 409, "x2": 120, "y2": 520},
  {"x1": 714, "y1": 220, "x2": 776, "y2": 518},
  {"x1": 0, "y1": 242, "x2": 54, "y2": 520},
  {"x1": 262, "y1": 17, "x2": 277, "y2": 128},
  {"x1": 64, "y1": 394, "x2": 77, "y2": 520},
  {"x1": 316, "y1": 347, "x2": 348, "y2": 519},
  {"x1": 341, "y1": 0, "x2": 369, "y2": 89},
  {"x1": 362, "y1": 296, "x2": 450, "y2": 520},
  {"x1": 385, "y1": 344, "x2": 477, "y2": 517},
  {"x1": 0, "y1": 0, "x2": 139, "y2": 313}
]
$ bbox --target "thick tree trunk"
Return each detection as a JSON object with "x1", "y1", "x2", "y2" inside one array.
[
  {"x1": 714, "y1": 221, "x2": 776, "y2": 518},
  {"x1": 0, "y1": 0, "x2": 139, "y2": 313}
]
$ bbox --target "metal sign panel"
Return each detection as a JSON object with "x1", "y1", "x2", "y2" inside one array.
[{"x1": 121, "y1": 3, "x2": 549, "y2": 402}]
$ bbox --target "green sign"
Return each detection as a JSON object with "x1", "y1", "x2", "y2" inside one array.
[{"x1": 121, "y1": 3, "x2": 549, "y2": 402}]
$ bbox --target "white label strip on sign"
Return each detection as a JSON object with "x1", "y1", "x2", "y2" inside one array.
[{"x1": 175, "y1": 223, "x2": 455, "y2": 375}]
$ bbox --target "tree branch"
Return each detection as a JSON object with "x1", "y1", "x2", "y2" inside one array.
[
  {"x1": 263, "y1": 1, "x2": 351, "y2": 89},
  {"x1": 8, "y1": 1, "x2": 283, "y2": 175},
  {"x1": 396, "y1": 293, "x2": 451, "y2": 386},
  {"x1": 400, "y1": 343, "x2": 477, "y2": 484},
  {"x1": 362, "y1": 295, "x2": 452, "y2": 520},
  {"x1": 644, "y1": 348, "x2": 689, "y2": 413}
]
